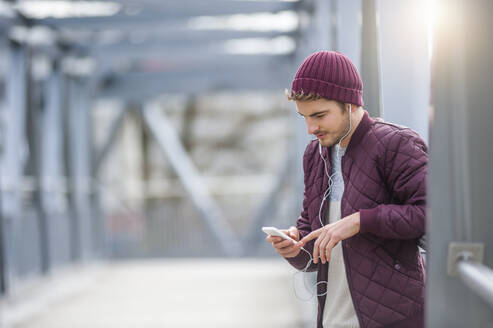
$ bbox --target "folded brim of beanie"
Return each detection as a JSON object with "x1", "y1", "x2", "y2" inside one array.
[{"x1": 291, "y1": 78, "x2": 364, "y2": 107}]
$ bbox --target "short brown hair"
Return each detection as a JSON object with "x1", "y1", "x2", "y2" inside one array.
[
  {"x1": 285, "y1": 89, "x2": 322, "y2": 101},
  {"x1": 285, "y1": 90, "x2": 346, "y2": 112}
]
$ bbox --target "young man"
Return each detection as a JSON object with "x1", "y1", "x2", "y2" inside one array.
[{"x1": 266, "y1": 51, "x2": 427, "y2": 327}]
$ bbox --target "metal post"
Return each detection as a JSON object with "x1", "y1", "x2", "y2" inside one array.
[
  {"x1": 0, "y1": 40, "x2": 29, "y2": 294},
  {"x1": 78, "y1": 80, "x2": 97, "y2": 258},
  {"x1": 361, "y1": 0, "x2": 383, "y2": 117},
  {"x1": 29, "y1": 74, "x2": 50, "y2": 274},
  {"x1": 427, "y1": 0, "x2": 493, "y2": 326},
  {"x1": 0, "y1": 81, "x2": 5, "y2": 296},
  {"x1": 0, "y1": 171, "x2": 4, "y2": 294},
  {"x1": 67, "y1": 77, "x2": 93, "y2": 260},
  {"x1": 41, "y1": 59, "x2": 68, "y2": 267},
  {"x1": 91, "y1": 102, "x2": 126, "y2": 258}
]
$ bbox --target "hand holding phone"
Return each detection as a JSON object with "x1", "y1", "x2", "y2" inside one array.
[
  {"x1": 262, "y1": 226, "x2": 296, "y2": 243},
  {"x1": 263, "y1": 226, "x2": 301, "y2": 258}
]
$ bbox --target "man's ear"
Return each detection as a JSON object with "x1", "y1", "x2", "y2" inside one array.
[{"x1": 347, "y1": 103, "x2": 357, "y2": 112}]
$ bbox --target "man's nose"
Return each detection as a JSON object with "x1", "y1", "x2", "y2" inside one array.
[{"x1": 306, "y1": 120, "x2": 318, "y2": 135}]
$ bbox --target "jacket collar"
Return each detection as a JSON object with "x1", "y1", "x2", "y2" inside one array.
[
  {"x1": 345, "y1": 110, "x2": 373, "y2": 154},
  {"x1": 321, "y1": 110, "x2": 373, "y2": 159}
]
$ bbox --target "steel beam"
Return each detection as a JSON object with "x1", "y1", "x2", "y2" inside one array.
[
  {"x1": 67, "y1": 77, "x2": 93, "y2": 260},
  {"x1": 98, "y1": 53, "x2": 293, "y2": 76},
  {"x1": 112, "y1": 0, "x2": 296, "y2": 8},
  {"x1": 361, "y1": 0, "x2": 382, "y2": 117},
  {"x1": 88, "y1": 37, "x2": 296, "y2": 65},
  {"x1": 0, "y1": 6, "x2": 19, "y2": 32},
  {"x1": 98, "y1": 61, "x2": 290, "y2": 100},
  {"x1": 0, "y1": 171, "x2": 4, "y2": 294},
  {"x1": 0, "y1": 40, "x2": 28, "y2": 294},
  {"x1": 40, "y1": 59, "x2": 67, "y2": 266},
  {"x1": 92, "y1": 105, "x2": 127, "y2": 175},
  {"x1": 142, "y1": 102, "x2": 242, "y2": 256},
  {"x1": 79, "y1": 30, "x2": 295, "y2": 51},
  {"x1": 90, "y1": 43, "x2": 250, "y2": 63},
  {"x1": 34, "y1": 1, "x2": 296, "y2": 30},
  {"x1": 28, "y1": 78, "x2": 51, "y2": 275}
]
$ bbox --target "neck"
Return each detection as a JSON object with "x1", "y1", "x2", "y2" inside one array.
[{"x1": 339, "y1": 108, "x2": 364, "y2": 148}]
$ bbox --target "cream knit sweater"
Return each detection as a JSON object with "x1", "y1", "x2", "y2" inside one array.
[{"x1": 322, "y1": 146, "x2": 359, "y2": 328}]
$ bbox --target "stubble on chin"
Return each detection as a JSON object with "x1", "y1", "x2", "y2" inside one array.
[{"x1": 319, "y1": 135, "x2": 338, "y2": 148}]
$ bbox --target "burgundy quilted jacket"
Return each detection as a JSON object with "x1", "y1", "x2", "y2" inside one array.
[{"x1": 287, "y1": 111, "x2": 427, "y2": 328}]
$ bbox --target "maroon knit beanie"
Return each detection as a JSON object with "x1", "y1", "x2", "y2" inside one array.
[{"x1": 290, "y1": 51, "x2": 364, "y2": 107}]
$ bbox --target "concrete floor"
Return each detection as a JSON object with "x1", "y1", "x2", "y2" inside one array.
[{"x1": 1, "y1": 259, "x2": 313, "y2": 328}]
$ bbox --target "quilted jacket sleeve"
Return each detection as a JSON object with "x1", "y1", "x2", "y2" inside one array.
[
  {"x1": 285, "y1": 142, "x2": 318, "y2": 272},
  {"x1": 359, "y1": 130, "x2": 428, "y2": 239}
]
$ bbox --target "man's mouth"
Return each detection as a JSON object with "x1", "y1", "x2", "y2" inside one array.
[{"x1": 315, "y1": 133, "x2": 327, "y2": 139}]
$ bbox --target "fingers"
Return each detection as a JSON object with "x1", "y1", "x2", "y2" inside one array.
[
  {"x1": 272, "y1": 238, "x2": 301, "y2": 257},
  {"x1": 317, "y1": 233, "x2": 331, "y2": 264},
  {"x1": 280, "y1": 227, "x2": 299, "y2": 242},
  {"x1": 324, "y1": 238, "x2": 338, "y2": 263},
  {"x1": 266, "y1": 235, "x2": 283, "y2": 243},
  {"x1": 266, "y1": 234, "x2": 301, "y2": 258},
  {"x1": 277, "y1": 244, "x2": 301, "y2": 257},
  {"x1": 266, "y1": 236, "x2": 294, "y2": 247},
  {"x1": 299, "y1": 228, "x2": 322, "y2": 246},
  {"x1": 312, "y1": 235, "x2": 319, "y2": 263},
  {"x1": 265, "y1": 224, "x2": 342, "y2": 262},
  {"x1": 276, "y1": 238, "x2": 296, "y2": 248},
  {"x1": 310, "y1": 228, "x2": 340, "y2": 264},
  {"x1": 275, "y1": 242, "x2": 301, "y2": 258}
]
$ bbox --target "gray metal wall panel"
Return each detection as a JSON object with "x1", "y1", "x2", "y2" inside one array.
[
  {"x1": 361, "y1": 0, "x2": 382, "y2": 117},
  {"x1": 427, "y1": 0, "x2": 493, "y2": 326},
  {"x1": 336, "y1": 0, "x2": 361, "y2": 72},
  {"x1": 379, "y1": 0, "x2": 430, "y2": 142}
]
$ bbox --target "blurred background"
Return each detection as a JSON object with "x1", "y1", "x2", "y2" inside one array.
[{"x1": 1, "y1": 0, "x2": 492, "y2": 327}]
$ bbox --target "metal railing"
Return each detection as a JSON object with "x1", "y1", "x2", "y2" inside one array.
[
  {"x1": 457, "y1": 260, "x2": 493, "y2": 308},
  {"x1": 448, "y1": 242, "x2": 493, "y2": 308}
]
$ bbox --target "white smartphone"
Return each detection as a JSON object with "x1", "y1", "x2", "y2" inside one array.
[{"x1": 262, "y1": 226, "x2": 296, "y2": 243}]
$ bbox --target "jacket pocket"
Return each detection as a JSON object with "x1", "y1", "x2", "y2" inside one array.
[{"x1": 374, "y1": 246, "x2": 422, "y2": 282}]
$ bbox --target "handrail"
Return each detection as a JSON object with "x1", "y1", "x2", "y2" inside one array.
[{"x1": 456, "y1": 260, "x2": 493, "y2": 308}]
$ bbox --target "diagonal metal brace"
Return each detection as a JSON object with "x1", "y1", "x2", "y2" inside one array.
[{"x1": 142, "y1": 102, "x2": 242, "y2": 256}]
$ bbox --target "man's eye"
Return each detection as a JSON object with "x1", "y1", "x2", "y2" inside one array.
[{"x1": 316, "y1": 114, "x2": 325, "y2": 118}]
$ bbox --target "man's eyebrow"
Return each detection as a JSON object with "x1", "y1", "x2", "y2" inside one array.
[{"x1": 297, "y1": 110, "x2": 329, "y2": 117}]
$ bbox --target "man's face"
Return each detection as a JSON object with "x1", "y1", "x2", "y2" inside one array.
[{"x1": 296, "y1": 98, "x2": 350, "y2": 148}]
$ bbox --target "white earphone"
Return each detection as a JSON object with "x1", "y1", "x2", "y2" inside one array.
[
  {"x1": 293, "y1": 103, "x2": 354, "y2": 301},
  {"x1": 317, "y1": 103, "x2": 352, "y2": 225}
]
